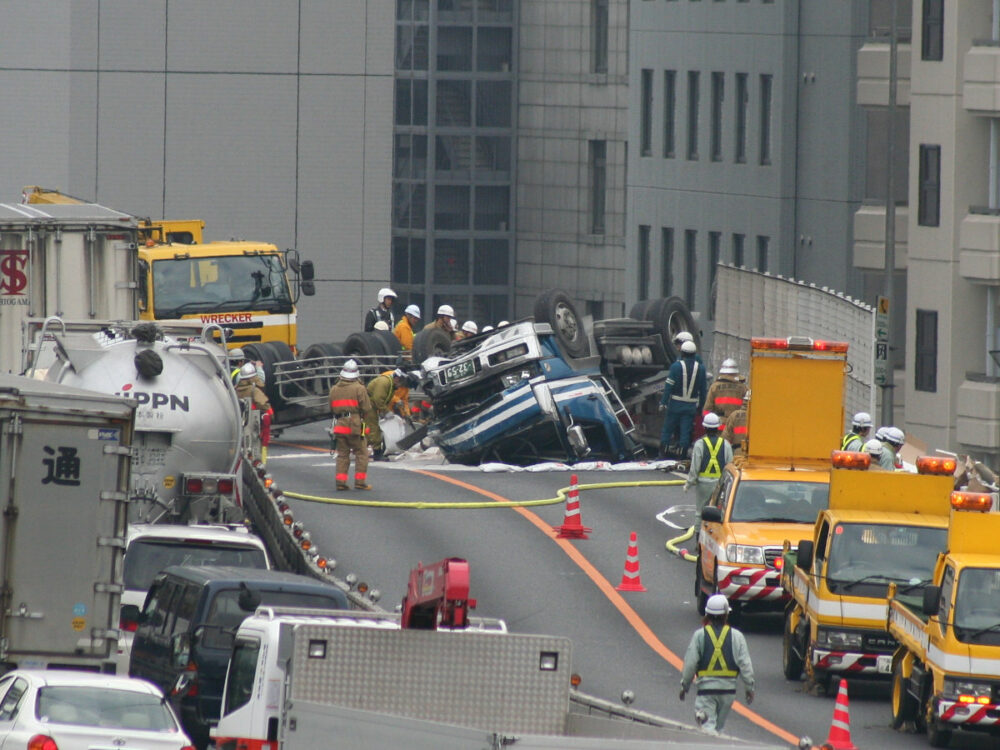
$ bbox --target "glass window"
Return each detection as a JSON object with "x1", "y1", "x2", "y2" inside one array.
[
  {"x1": 709, "y1": 231, "x2": 721, "y2": 292},
  {"x1": 202, "y1": 589, "x2": 342, "y2": 650},
  {"x1": 953, "y1": 568, "x2": 1000, "y2": 644},
  {"x1": 152, "y1": 255, "x2": 291, "y2": 318},
  {"x1": 476, "y1": 136, "x2": 511, "y2": 173},
  {"x1": 687, "y1": 71, "x2": 700, "y2": 160},
  {"x1": 590, "y1": 140, "x2": 607, "y2": 234},
  {"x1": 392, "y1": 237, "x2": 410, "y2": 283},
  {"x1": 124, "y1": 540, "x2": 267, "y2": 592},
  {"x1": 921, "y1": 0, "x2": 943, "y2": 61},
  {"x1": 474, "y1": 240, "x2": 509, "y2": 284},
  {"x1": 734, "y1": 73, "x2": 748, "y2": 163},
  {"x1": 661, "y1": 227, "x2": 674, "y2": 297},
  {"x1": 864, "y1": 109, "x2": 910, "y2": 202},
  {"x1": 392, "y1": 183, "x2": 427, "y2": 229},
  {"x1": 436, "y1": 80, "x2": 471, "y2": 126},
  {"x1": 437, "y1": 26, "x2": 472, "y2": 71},
  {"x1": 395, "y1": 24, "x2": 429, "y2": 70},
  {"x1": 732, "y1": 232, "x2": 745, "y2": 266},
  {"x1": 915, "y1": 309, "x2": 937, "y2": 392},
  {"x1": 0, "y1": 679, "x2": 26, "y2": 722},
  {"x1": 37, "y1": 686, "x2": 177, "y2": 731},
  {"x1": 477, "y1": 27, "x2": 512, "y2": 71},
  {"x1": 393, "y1": 134, "x2": 428, "y2": 178},
  {"x1": 638, "y1": 225, "x2": 651, "y2": 300},
  {"x1": 472, "y1": 293, "x2": 509, "y2": 325},
  {"x1": 663, "y1": 70, "x2": 676, "y2": 158},
  {"x1": 759, "y1": 74, "x2": 772, "y2": 164},
  {"x1": 918, "y1": 144, "x2": 941, "y2": 226},
  {"x1": 395, "y1": 79, "x2": 428, "y2": 125},
  {"x1": 435, "y1": 135, "x2": 472, "y2": 174},
  {"x1": 640, "y1": 69, "x2": 653, "y2": 156},
  {"x1": 433, "y1": 239, "x2": 470, "y2": 283},
  {"x1": 938, "y1": 563, "x2": 954, "y2": 634},
  {"x1": 756, "y1": 235, "x2": 769, "y2": 272},
  {"x1": 223, "y1": 638, "x2": 261, "y2": 716},
  {"x1": 474, "y1": 186, "x2": 510, "y2": 230},
  {"x1": 434, "y1": 185, "x2": 470, "y2": 229},
  {"x1": 711, "y1": 72, "x2": 724, "y2": 161},
  {"x1": 684, "y1": 229, "x2": 697, "y2": 307},
  {"x1": 476, "y1": 81, "x2": 512, "y2": 127},
  {"x1": 166, "y1": 585, "x2": 200, "y2": 636},
  {"x1": 729, "y1": 481, "x2": 831, "y2": 524},
  {"x1": 592, "y1": 0, "x2": 609, "y2": 73}
]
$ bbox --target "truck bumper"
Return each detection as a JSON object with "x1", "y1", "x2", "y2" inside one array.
[
  {"x1": 811, "y1": 649, "x2": 889, "y2": 676},
  {"x1": 937, "y1": 698, "x2": 1000, "y2": 727},
  {"x1": 717, "y1": 565, "x2": 785, "y2": 603}
]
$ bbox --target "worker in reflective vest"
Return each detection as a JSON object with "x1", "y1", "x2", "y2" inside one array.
[
  {"x1": 840, "y1": 411, "x2": 872, "y2": 452},
  {"x1": 328, "y1": 359, "x2": 374, "y2": 491},
  {"x1": 722, "y1": 390, "x2": 749, "y2": 456},
  {"x1": 679, "y1": 594, "x2": 754, "y2": 735},
  {"x1": 685, "y1": 413, "x2": 733, "y2": 529},
  {"x1": 659, "y1": 340, "x2": 707, "y2": 458}
]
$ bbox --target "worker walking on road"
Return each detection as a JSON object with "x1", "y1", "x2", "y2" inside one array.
[
  {"x1": 366, "y1": 368, "x2": 407, "y2": 459},
  {"x1": 686, "y1": 413, "x2": 733, "y2": 528},
  {"x1": 364, "y1": 288, "x2": 397, "y2": 332},
  {"x1": 329, "y1": 359, "x2": 374, "y2": 491},
  {"x1": 680, "y1": 594, "x2": 755, "y2": 736},
  {"x1": 841, "y1": 412, "x2": 872, "y2": 452},
  {"x1": 659, "y1": 340, "x2": 707, "y2": 458},
  {"x1": 394, "y1": 304, "x2": 421, "y2": 351},
  {"x1": 722, "y1": 390, "x2": 749, "y2": 455},
  {"x1": 703, "y1": 359, "x2": 746, "y2": 421}
]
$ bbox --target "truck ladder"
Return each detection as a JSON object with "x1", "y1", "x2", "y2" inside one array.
[{"x1": 598, "y1": 377, "x2": 637, "y2": 437}]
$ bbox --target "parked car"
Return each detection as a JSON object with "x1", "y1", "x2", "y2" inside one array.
[
  {"x1": 0, "y1": 669, "x2": 193, "y2": 750},
  {"x1": 128, "y1": 566, "x2": 349, "y2": 748},
  {"x1": 117, "y1": 524, "x2": 271, "y2": 670}
]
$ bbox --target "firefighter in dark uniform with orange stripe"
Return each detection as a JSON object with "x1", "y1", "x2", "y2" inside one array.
[
  {"x1": 722, "y1": 390, "x2": 749, "y2": 456},
  {"x1": 328, "y1": 359, "x2": 374, "y2": 491},
  {"x1": 703, "y1": 359, "x2": 747, "y2": 421}
]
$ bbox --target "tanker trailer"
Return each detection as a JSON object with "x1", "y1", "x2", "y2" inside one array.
[{"x1": 43, "y1": 321, "x2": 244, "y2": 523}]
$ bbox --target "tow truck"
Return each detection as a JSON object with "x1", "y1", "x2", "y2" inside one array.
[
  {"x1": 781, "y1": 451, "x2": 956, "y2": 694},
  {"x1": 695, "y1": 336, "x2": 850, "y2": 616},
  {"x1": 888, "y1": 492, "x2": 1000, "y2": 747}
]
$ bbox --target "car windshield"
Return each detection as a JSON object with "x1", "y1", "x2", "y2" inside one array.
[
  {"x1": 124, "y1": 540, "x2": 268, "y2": 591},
  {"x1": 200, "y1": 589, "x2": 344, "y2": 649},
  {"x1": 729, "y1": 480, "x2": 829, "y2": 523},
  {"x1": 825, "y1": 523, "x2": 947, "y2": 597},
  {"x1": 37, "y1": 686, "x2": 177, "y2": 732},
  {"x1": 152, "y1": 254, "x2": 291, "y2": 317},
  {"x1": 954, "y1": 568, "x2": 1000, "y2": 645}
]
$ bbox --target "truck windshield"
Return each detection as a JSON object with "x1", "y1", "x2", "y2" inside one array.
[
  {"x1": 124, "y1": 541, "x2": 268, "y2": 591},
  {"x1": 729, "y1": 481, "x2": 829, "y2": 523},
  {"x1": 152, "y1": 254, "x2": 292, "y2": 318},
  {"x1": 825, "y1": 523, "x2": 947, "y2": 597},
  {"x1": 954, "y1": 568, "x2": 1000, "y2": 645}
]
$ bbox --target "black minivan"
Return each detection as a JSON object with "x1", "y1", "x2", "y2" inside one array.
[{"x1": 128, "y1": 565, "x2": 348, "y2": 748}]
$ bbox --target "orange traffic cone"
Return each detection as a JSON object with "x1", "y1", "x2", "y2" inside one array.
[
  {"x1": 823, "y1": 679, "x2": 858, "y2": 750},
  {"x1": 553, "y1": 474, "x2": 591, "y2": 539},
  {"x1": 615, "y1": 532, "x2": 647, "y2": 592}
]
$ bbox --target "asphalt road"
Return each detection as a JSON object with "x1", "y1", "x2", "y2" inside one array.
[{"x1": 267, "y1": 424, "x2": 993, "y2": 750}]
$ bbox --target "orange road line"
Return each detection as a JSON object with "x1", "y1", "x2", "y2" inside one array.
[
  {"x1": 416, "y1": 468, "x2": 806, "y2": 749},
  {"x1": 272, "y1": 441, "x2": 328, "y2": 453}
]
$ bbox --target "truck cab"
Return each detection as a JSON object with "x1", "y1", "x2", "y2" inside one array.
[{"x1": 782, "y1": 453, "x2": 956, "y2": 695}]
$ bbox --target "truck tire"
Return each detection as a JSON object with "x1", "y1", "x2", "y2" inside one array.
[
  {"x1": 782, "y1": 610, "x2": 804, "y2": 680},
  {"x1": 694, "y1": 559, "x2": 708, "y2": 615},
  {"x1": 533, "y1": 289, "x2": 590, "y2": 358},
  {"x1": 301, "y1": 342, "x2": 344, "y2": 395},
  {"x1": 412, "y1": 328, "x2": 453, "y2": 364},
  {"x1": 343, "y1": 332, "x2": 380, "y2": 358},
  {"x1": 628, "y1": 300, "x2": 651, "y2": 320},
  {"x1": 644, "y1": 297, "x2": 700, "y2": 359},
  {"x1": 370, "y1": 329, "x2": 403, "y2": 366},
  {"x1": 927, "y1": 718, "x2": 952, "y2": 748},
  {"x1": 891, "y1": 659, "x2": 917, "y2": 728}
]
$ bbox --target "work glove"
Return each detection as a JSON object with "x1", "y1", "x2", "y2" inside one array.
[
  {"x1": 683, "y1": 484, "x2": 691, "y2": 493},
  {"x1": 679, "y1": 687, "x2": 687, "y2": 702},
  {"x1": 658, "y1": 404, "x2": 666, "y2": 413},
  {"x1": 745, "y1": 690, "x2": 754, "y2": 705}
]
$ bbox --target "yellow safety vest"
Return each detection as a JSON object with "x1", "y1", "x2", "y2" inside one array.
[
  {"x1": 840, "y1": 432, "x2": 860, "y2": 451},
  {"x1": 697, "y1": 625, "x2": 738, "y2": 678},
  {"x1": 699, "y1": 435, "x2": 725, "y2": 479}
]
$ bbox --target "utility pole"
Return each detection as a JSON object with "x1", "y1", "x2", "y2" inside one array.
[{"x1": 880, "y1": 0, "x2": 898, "y2": 427}]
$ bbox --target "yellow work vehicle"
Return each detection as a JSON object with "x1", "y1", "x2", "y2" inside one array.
[
  {"x1": 23, "y1": 186, "x2": 315, "y2": 352},
  {"x1": 696, "y1": 336, "x2": 848, "y2": 617},
  {"x1": 888, "y1": 493, "x2": 1000, "y2": 747},
  {"x1": 781, "y1": 452, "x2": 956, "y2": 695}
]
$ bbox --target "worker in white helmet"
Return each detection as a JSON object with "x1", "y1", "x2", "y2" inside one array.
[
  {"x1": 659, "y1": 340, "x2": 707, "y2": 458},
  {"x1": 424, "y1": 304, "x2": 457, "y2": 338},
  {"x1": 685, "y1": 412, "x2": 734, "y2": 528},
  {"x1": 703, "y1": 358, "x2": 747, "y2": 422},
  {"x1": 328, "y1": 359, "x2": 375, "y2": 491},
  {"x1": 394, "y1": 304, "x2": 422, "y2": 351},
  {"x1": 680, "y1": 594, "x2": 754, "y2": 736},
  {"x1": 364, "y1": 287, "x2": 398, "y2": 332},
  {"x1": 236, "y1": 361, "x2": 273, "y2": 463},
  {"x1": 841, "y1": 412, "x2": 872, "y2": 452},
  {"x1": 881, "y1": 426, "x2": 906, "y2": 471},
  {"x1": 862, "y1": 438, "x2": 887, "y2": 470}
]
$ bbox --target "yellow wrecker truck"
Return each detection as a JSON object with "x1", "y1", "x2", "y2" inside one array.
[
  {"x1": 781, "y1": 453, "x2": 957, "y2": 695},
  {"x1": 887, "y1": 493, "x2": 1000, "y2": 747}
]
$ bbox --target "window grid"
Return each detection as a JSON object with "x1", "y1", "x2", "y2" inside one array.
[
  {"x1": 638, "y1": 225, "x2": 651, "y2": 301},
  {"x1": 918, "y1": 144, "x2": 941, "y2": 227},
  {"x1": 921, "y1": 0, "x2": 943, "y2": 61},
  {"x1": 710, "y1": 72, "x2": 724, "y2": 162},
  {"x1": 734, "y1": 73, "x2": 748, "y2": 163},
  {"x1": 915, "y1": 309, "x2": 938, "y2": 392},
  {"x1": 687, "y1": 71, "x2": 700, "y2": 160},
  {"x1": 661, "y1": 227, "x2": 674, "y2": 297},
  {"x1": 640, "y1": 69, "x2": 653, "y2": 156},
  {"x1": 759, "y1": 74, "x2": 772, "y2": 165},
  {"x1": 663, "y1": 70, "x2": 676, "y2": 158}
]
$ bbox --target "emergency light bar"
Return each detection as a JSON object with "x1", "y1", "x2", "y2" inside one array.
[
  {"x1": 831, "y1": 450, "x2": 870, "y2": 470},
  {"x1": 950, "y1": 491, "x2": 993, "y2": 512},
  {"x1": 915, "y1": 456, "x2": 958, "y2": 476},
  {"x1": 751, "y1": 337, "x2": 849, "y2": 353}
]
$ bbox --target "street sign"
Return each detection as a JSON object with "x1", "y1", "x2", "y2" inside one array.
[{"x1": 874, "y1": 296, "x2": 890, "y2": 386}]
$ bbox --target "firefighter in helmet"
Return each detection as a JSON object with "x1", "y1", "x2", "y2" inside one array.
[
  {"x1": 703, "y1": 358, "x2": 747, "y2": 421},
  {"x1": 329, "y1": 359, "x2": 375, "y2": 490},
  {"x1": 235, "y1": 362, "x2": 273, "y2": 463},
  {"x1": 722, "y1": 390, "x2": 749, "y2": 456}
]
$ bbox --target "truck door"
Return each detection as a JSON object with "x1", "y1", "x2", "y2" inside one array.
[{"x1": 700, "y1": 470, "x2": 734, "y2": 579}]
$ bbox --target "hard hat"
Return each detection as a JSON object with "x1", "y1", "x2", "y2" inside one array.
[
  {"x1": 886, "y1": 426, "x2": 905, "y2": 447},
  {"x1": 852, "y1": 411, "x2": 872, "y2": 430},
  {"x1": 674, "y1": 331, "x2": 694, "y2": 345},
  {"x1": 392, "y1": 368, "x2": 405, "y2": 379},
  {"x1": 497, "y1": 320, "x2": 510, "y2": 327},
  {"x1": 437, "y1": 304, "x2": 455, "y2": 318},
  {"x1": 404, "y1": 304, "x2": 421, "y2": 318},
  {"x1": 719, "y1": 358, "x2": 738, "y2": 375},
  {"x1": 377, "y1": 287, "x2": 397, "y2": 303},
  {"x1": 461, "y1": 320, "x2": 478, "y2": 335},
  {"x1": 230, "y1": 348, "x2": 245, "y2": 360},
  {"x1": 238, "y1": 362, "x2": 258, "y2": 381},
  {"x1": 373, "y1": 320, "x2": 390, "y2": 331},
  {"x1": 703, "y1": 412, "x2": 721, "y2": 430},
  {"x1": 705, "y1": 594, "x2": 731, "y2": 616},
  {"x1": 875, "y1": 426, "x2": 888, "y2": 441},
  {"x1": 481, "y1": 325, "x2": 494, "y2": 333},
  {"x1": 743, "y1": 390, "x2": 751, "y2": 402},
  {"x1": 680, "y1": 340, "x2": 697, "y2": 354},
  {"x1": 341, "y1": 359, "x2": 360, "y2": 380},
  {"x1": 863, "y1": 438, "x2": 884, "y2": 458}
]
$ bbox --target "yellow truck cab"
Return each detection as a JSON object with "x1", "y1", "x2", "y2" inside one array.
[
  {"x1": 696, "y1": 336, "x2": 848, "y2": 617},
  {"x1": 782, "y1": 452, "x2": 956, "y2": 695},
  {"x1": 888, "y1": 493, "x2": 1000, "y2": 747}
]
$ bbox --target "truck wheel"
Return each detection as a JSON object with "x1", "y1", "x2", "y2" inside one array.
[
  {"x1": 411, "y1": 328, "x2": 453, "y2": 365},
  {"x1": 644, "y1": 297, "x2": 700, "y2": 359},
  {"x1": 628, "y1": 300, "x2": 651, "y2": 320},
  {"x1": 370, "y1": 329, "x2": 403, "y2": 367},
  {"x1": 782, "y1": 610, "x2": 804, "y2": 681},
  {"x1": 301, "y1": 342, "x2": 343, "y2": 394},
  {"x1": 533, "y1": 289, "x2": 590, "y2": 358},
  {"x1": 891, "y1": 659, "x2": 917, "y2": 729},
  {"x1": 927, "y1": 718, "x2": 952, "y2": 748},
  {"x1": 694, "y1": 559, "x2": 708, "y2": 615},
  {"x1": 804, "y1": 641, "x2": 832, "y2": 696}
]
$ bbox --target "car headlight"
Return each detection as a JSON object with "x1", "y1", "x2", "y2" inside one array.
[
  {"x1": 942, "y1": 678, "x2": 993, "y2": 701},
  {"x1": 815, "y1": 628, "x2": 864, "y2": 648},
  {"x1": 725, "y1": 544, "x2": 764, "y2": 565}
]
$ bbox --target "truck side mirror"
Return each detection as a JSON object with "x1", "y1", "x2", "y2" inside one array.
[
  {"x1": 301, "y1": 280, "x2": 315, "y2": 297},
  {"x1": 795, "y1": 540, "x2": 814, "y2": 571},
  {"x1": 238, "y1": 583, "x2": 262, "y2": 612},
  {"x1": 300, "y1": 260, "x2": 315, "y2": 281},
  {"x1": 922, "y1": 585, "x2": 941, "y2": 616},
  {"x1": 701, "y1": 506, "x2": 722, "y2": 524}
]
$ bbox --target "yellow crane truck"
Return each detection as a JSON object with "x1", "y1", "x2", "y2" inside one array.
[
  {"x1": 781, "y1": 452, "x2": 957, "y2": 695},
  {"x1": 888, "y1": 492, "x2": 1000, "y2": 747}
]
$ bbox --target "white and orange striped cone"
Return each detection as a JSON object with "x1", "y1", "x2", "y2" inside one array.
[
  {"x1": 553, "y1": 474, "x2": 591, "y2": 539},
  {"x1": 823, "y1": 679, "x2": 858, "y2": 750},
  {"x1": 615, "y1": 531, "x2": 647, "y2": 592}
]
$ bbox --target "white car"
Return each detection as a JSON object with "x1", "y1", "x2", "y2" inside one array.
[
  {"x1": 117, "y1": 524, "x2": 271, "y2": 671},
  {"x1": 0, "y1": 670, "x2": 193, "y2": 750}
]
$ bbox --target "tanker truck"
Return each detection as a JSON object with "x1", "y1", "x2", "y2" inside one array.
[{"x1": 38, "y1": 318, "x2": 246, "y2": 524}]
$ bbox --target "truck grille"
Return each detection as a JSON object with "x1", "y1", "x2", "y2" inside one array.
[{"x1": 764, "y1": 547, "x2": 787, "y2": 569}]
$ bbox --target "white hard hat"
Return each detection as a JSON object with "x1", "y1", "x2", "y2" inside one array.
[
  {"x1": 392, "y1": 368, "x2": 405, "y2": 379},
  {"x1": 680, "y1": 340, "x2": 697, "y2": 354},
  {"x1": 719, "y1": 358, "x2": 738, "y2": 375},
  {"x1": 875, "y1": 426, "x2": 888, "y2": 441},
  {"x1": 461, "y1": 320, "x2": 478, "y2": 335},
  {"x1": 341, "y1": 359, "x2": 360, "y2": 380},
  {"x1": 497, "y1": 320, "x2": 510, "y2": 327},
  {"x1": 703, "y1": 412, "x2": 721, "y2": 430},
  {"x1": 238, "y1": 362, "x2": 257, "y2": 381},
  {"x1": 437, "y1": 304, "x2": 455, "y2": 318},
  {"x1": 674, "y1": 331, "x2": 694, "y2": 344},
  {"x1": 743, "y1": 389, "x2": 751, "y2": 402},
  {"x1": 404, "y1": 304, "x2": 421, "y2": 318},
  {"x1": 863, "y1": 438, "x2": 884, "y2": 458},
  {"x1": 230, "y1": 348, "x2": 245, "y2": 359},
  {"x1": 373, "y1": 320, "x2": 390, "y2": 331},
  {"x1": 852, "y1": 412, "x2": 872, "y2": 430},
  {"x1": 377, "y1": 287, "x2": 397, "y2": 303},
  {"x1": 705, "y1": 594, "x2": 731, "y2": 616},
  {"x1": 481, "y1": 325, "x2": 494, "y2": 333},
  {"x1": 886, "y1": 426, "x2": 905, "y2": 447}
]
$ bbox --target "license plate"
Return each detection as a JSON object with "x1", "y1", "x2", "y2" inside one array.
[
  {"x1": 443, "y1": 360, "x2": 475, "y2": 383},
  {"x1": 876, "y1": 655, "x2": 893, "y2": 674}
]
